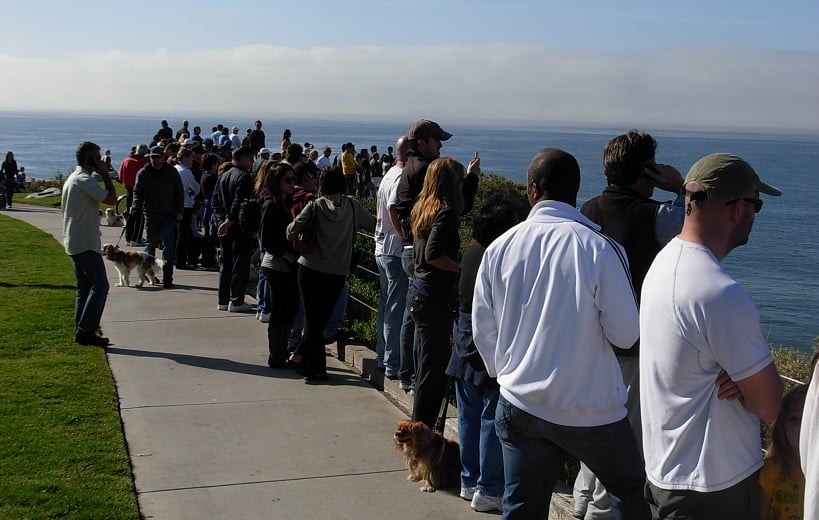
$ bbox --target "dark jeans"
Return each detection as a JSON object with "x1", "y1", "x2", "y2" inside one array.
[
  {"x1": 399, "y1": 247, "x2": 416, "y2": 386},
  {"x1": 495, "y1": 395, "x2": 649, "y2": 520},
  {"x1": 295, "y1": 265, "x2": 345, "y2": 377},
  {"x1": 125, "y1": 189, "x2": 143, "y2": 242},
  {"x1": 70, "y1": 250, "x2": 109, "y2": 336},
  {"x1": 144, "y1": 215, "x2": 177, "y2": 283},
  {"x1": 263, "y1": 267, "x2": 298, "y2": 327},
  {"x1": 408, "y1": 283, "x2": 453, "y2": 429},
  {"x1": 645, "y1": 473, "x2": 759, "y2": 520},
  {"x1": 201, "y1": 200, "x2": 217, "y2": 267},
  {"x1": 263, "y1": 267, "x2": 299, "y2": 363},
  {"x1": 175, "y1": 207, "x2": 194, "y2": 268},
  {"x1": 218, "y1": 228, "x2": 252, "y2": 306},
  {"x1": 344, "y1": 174, "x2": 356, "y2": 196}
]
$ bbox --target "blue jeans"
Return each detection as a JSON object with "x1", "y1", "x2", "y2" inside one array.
[
  {"x1": 326, "y1": 282, "x2": 348, "y2": 337},
  {"x1": 218, "y1": 228, "x2": 251, "y2": 306},
  {"x1": 456, "y1": 379, "x2": 504, "y2": 497},
  {"x1": 70, "y1": 250, "x2": 110, "y2": 336},
  {"x1": 398, "y1": 247, "x2": 416, "y2": 386},
  {"x1": 495, "y1": 395, "x2": 649, "y2": 520},
  {"x1": 144, "y1": 216, "x2": 178, "y2": 282},
  {"x1": 376, "y1": 254, "x2": 408, "y2": 374},
  {"x1": 256, "y1": 247, "x2": 272, "y2": 314}
]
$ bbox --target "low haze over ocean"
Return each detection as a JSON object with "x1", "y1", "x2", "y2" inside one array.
[{"x1": 1, "y1": 111, "x2": 816, "y2": 350}]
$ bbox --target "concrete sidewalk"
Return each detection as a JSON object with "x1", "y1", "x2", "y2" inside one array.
[
  {"x1": 7, "y1": 204, "x2": 575, "y2": 519},
  {"x1": 6, "y1": 205, "x2": 479, "y2": 519}
]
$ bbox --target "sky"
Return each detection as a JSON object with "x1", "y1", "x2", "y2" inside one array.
[{"x1": 1, "y1": 0, "x2": 817, "y2": 131}]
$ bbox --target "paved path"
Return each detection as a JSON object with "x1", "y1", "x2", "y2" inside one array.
[{"x1": 6, "y1": 205, "x2": 482, "y2": 519}]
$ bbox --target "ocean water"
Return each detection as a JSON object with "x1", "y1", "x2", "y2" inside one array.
[{"x1": 0, "y1": 111, "x2": 816, "y2": 350}]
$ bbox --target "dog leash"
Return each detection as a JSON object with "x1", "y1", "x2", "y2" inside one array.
[
  {"x1": 114, "y1": 223, "x2": 127, "y2": 248},
  {"x1": 433, "y1": 376, "x2": 454, "y2": 433}
]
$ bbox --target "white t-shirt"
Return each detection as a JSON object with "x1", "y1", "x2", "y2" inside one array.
[
  {"x1": 374, "y1": 165, "x2": 403, "y2": 257},
  {"x1": 175, "y1": 164, "x2": 200, "y2": 209},
  {"x1": 640, "y1": 237, "x2": 774, "y2": 492},
  {"x1": 801, "y1": 363, "x2": 819, "y2": 519},
  {"x1": 61, "y1": 166, "x2": 108, "y2": 255},
  {"x1": 315, "y1": 155, "x2": 331, "y2": 170}
]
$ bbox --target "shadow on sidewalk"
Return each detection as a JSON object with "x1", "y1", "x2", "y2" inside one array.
[{"x1": 106, "y1": 346, "x2": 368, "y2": 386}]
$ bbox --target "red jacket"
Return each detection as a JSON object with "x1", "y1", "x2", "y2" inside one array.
[{"x1": 118, "y1": 155, "x2": 148, "y2": 190}]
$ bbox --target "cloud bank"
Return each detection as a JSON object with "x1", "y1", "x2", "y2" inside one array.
[{"x1": 1, "y1": 44, "x2": 817, "y2": 131}]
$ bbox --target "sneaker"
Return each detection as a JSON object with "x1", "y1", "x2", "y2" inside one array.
[
  {"x1": 217, "y1": 304, "x2": 228, "y2": 311},
  {"x1": 75, "y1": 332, "x2": 110, "y2": 347},
  {"x1": 400, "y1": 381, "x2": 413, "y2": 392},
  {"x1": 228, "y1": 302, "x2": 255, "y2": 313},
  {"x1": 259, "y1": 312, "x2": 271, "y2": 323},
  {"x1": 471, "y1": 490, "x2": 502, "y2": 513},
  {"x1": 460, "y1": 486, "x2": 476, "y2": 501}
]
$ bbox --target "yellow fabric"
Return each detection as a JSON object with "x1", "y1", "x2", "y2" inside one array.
[
  {"x1": 341, "y1": 151, "x2": 356, "y2": 176},
  {"x1": 759, "y1": 457, "x2": 804, "y2": 520}
]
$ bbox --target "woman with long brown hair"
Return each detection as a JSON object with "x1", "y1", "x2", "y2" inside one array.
[
  {"x1": 258, "y1": 161, "x2": 299, "y2": 368},
  {"x1": 408, "y1": 157, "x2": 466, "y2": 428}
]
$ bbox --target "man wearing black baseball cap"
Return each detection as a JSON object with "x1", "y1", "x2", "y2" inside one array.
[
  {"x1": 130, "y1": 146, "x2": 184, "y2": 288},
  {"x1": 394, "y1": 119, "x2": 480, "y2": 241},
  {"x1": 640, "y1": 153, "x2": 783, "y2": 518}
]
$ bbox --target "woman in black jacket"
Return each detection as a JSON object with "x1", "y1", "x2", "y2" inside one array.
[{"x1": 258, "y1": 161, "x2": 299, "y2": 369}]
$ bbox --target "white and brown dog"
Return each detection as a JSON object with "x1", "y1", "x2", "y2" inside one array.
[
  {"x1": 103, "y1": 208, "x2": 125, "y2": 227},
  {"x1": 102, "y1": 243, "x2": 164, "y2": 287}
]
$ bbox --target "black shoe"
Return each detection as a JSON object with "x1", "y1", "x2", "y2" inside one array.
[
  {"x1": 288, "y1": 357, "x2": 309, "y2": 376},
  {"x1": 75, "y1": 332, "x2": 110, "y2": 347},
  {"x1": 304, "y1": 373, "x2": 329, "y2": 383},
  {"x1": 163, "y1": 281, "x2": 174, "y2": 289},
  {"x1": 268, "y1": 355, "x2": 287, "y2": 369}
]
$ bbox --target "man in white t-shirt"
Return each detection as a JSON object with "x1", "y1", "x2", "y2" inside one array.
[
  {"x1": 374, "y1": 136, "x2": 408, "y2": 379},
  {"x1": 640, "y1": 153, "x2": 784, "y2": 519},
  {"x1": 61, "y1": 141, "x2": 118, "y2": 347}
]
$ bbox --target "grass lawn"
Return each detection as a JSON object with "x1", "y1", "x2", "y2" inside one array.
[
  {"x1": 21, "y1": 180, "x2": 126, "y2": 211},
  {"x1": 0, "y1": 215, "x2": 139, "y2": 519}
]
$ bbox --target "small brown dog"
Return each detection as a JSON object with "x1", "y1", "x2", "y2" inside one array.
[
  {"x1": 394, "y1": 419, "x2": 461, "y2": 492},
  {"x1": 102, "y1": 243, "x2": 163, "y2": 287}
]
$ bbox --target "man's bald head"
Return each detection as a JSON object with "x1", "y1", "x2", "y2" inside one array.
[
  {"x1": 395, "y1": 135, "x2": 409, "y2": 162},
  {"x1": 527, "y1": 148, "x2": 581, "y2": 206}
]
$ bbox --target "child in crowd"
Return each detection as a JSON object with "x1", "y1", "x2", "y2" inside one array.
[{"x1": 759, "y1": 384, "x2": 808, "y2": 520}]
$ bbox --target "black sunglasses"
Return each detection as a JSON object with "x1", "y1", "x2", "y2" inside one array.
[{"x1": 725, "y1": 197, "x2": 763, "y2": 213}]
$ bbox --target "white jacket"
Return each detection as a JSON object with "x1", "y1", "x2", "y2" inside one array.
[{"x1": 473, "y1": 200, "x2": 639, "y2": 427}]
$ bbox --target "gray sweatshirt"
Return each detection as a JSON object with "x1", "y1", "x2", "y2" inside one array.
[{"x1": 286, "y1": 194, "x2": 376, "y2": 276}]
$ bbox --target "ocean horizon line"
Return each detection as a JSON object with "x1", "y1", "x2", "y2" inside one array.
[{"x1": 2, "y1": 108, "x2": 818, "y2": 140}]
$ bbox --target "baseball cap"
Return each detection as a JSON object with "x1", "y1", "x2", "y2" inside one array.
[
  {"x1": 136, "y1": 144, "x2": 150, "y2": 156},
  {"x1": 407, "y1": 119, "x2": 452, "y2": 141},
  {"x1": 146, "y1": 146, "x2": 164, "y2": 158},
  {"x1": 684, "y1": 153, "x2": 781, "y2": 200},
  {"x1": 259, "y1": 148, "x2": 272, "y2": 156}
]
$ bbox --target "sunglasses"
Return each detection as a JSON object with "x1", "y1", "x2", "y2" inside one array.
[{"x1": 725, "y1": 197, "x2": 763, "y2": 213}]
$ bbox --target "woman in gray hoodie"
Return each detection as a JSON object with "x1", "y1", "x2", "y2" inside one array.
[{"x1": 286, "y1": 167, "x2": 375, "y2": 381}]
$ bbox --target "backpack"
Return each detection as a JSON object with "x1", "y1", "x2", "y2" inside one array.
[
  {"x1": 292, "y1": 200, "x2": 317, "y2": 253},
  {"x1": 239, "y1": 196, "x2": 262, "y2": 234}
]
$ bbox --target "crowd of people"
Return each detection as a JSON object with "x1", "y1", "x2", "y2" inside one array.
[{"x1": 58, "y1": 117, "x2": 818, "y2": 520}]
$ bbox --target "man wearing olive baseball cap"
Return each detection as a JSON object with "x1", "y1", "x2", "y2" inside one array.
[{"x1": 640, "y1": 153, "x2": 783, "y2": 518}]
